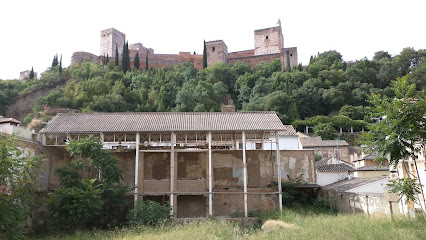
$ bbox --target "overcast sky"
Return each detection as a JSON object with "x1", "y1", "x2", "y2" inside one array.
[{"x1": 1, "y1": 0, "x2": 425, "y2": 80}]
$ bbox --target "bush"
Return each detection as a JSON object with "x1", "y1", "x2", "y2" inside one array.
[
  {"x1": 0, "y1": 134, "x2": 44, "y2": 239},
  {"x1": 127, "y1": 200, "x2": 173, "y2": 226},
  {"x1": 47, "y1": 137, "x2": 130, "y2": 230}
]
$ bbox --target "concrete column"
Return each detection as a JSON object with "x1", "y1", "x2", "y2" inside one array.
[
  {"x1": 208, "y1": 131, "x2": 213, "y2": 216},
  {"x1": 242, "y1": 131, "x2": 248, "y2": 218},
  {"x1": 134, "y1": 133, "x2": 140, "y2": 204},
  {"x1": 42, "y1": 133, "x2": 46, "y2": 145},
  {"x1": 276, "y1": 132, "x2": 282, "y2": 212},
  {"x1": 170, "y1": 132, "x2": 175, "y2": 216}
]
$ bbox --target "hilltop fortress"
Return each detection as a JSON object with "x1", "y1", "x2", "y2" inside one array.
[{"x1": 72, "y1": 24, "x2": 298, "y2": 70}]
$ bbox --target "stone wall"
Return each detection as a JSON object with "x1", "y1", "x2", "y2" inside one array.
[
  {"x1": 322, "y1": 190, "x2": 399, "y2": 215},
  {"x1": 206, "y1": 40, "x2": 229, "y2": 67},
  {"x1": 254, "y1": 26, "x2": 283, "y2": 55},
  {"x1": 71, "y1": 51, "x2": 99, "y2": 64},
  {"x1": 100, "y1": 28, "x2": 125, "y2": 58},
  {"x1": 39, "y1": 147, "x2": 315, "y2": 217}
]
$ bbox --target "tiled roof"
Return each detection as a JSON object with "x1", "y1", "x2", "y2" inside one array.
[
  {"x1": 299, "y1": 136, "x2": 349, "y2": 148},
  {"x1": 0, "y1": 117, "x2": 20, "y2": 124},
  {"x1": 316, "y1": 158, "x2": 354, "y2": 167},
  {"x1": 270, "y1": 126, "x2": 297, "y2": 136},
  {"x1": 353, "y1": 154, "x2": 378, "y2": 162},
  {"x1": 40, "y1": 112, "x2": 286, "y2": 133},
  {"x1": 354, "y1": 165, "x2": 389, "y2": 171},
  {"x1": 322, "y1": 176, "x2": 387, "y2": 191},
  {"x1": 316, "y1": 164, "x2": 354, "y2": 172}
]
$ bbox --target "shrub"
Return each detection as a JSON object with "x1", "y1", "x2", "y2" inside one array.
[
  {"x1": 127, "y1": 200, "x2": 173, "y2": 226},
  {"x1": 0, "y1": 134, "x2": 44, "y2": 239}
]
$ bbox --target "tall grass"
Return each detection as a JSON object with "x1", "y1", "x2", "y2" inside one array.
[{"x1": 33, "y1": 208, "x2": 425, "y2": 240}]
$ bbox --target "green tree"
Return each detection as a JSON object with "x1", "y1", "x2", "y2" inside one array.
[
  {"x1": 115, "y1": 44, "x2": 119, "y2": 66},
  {"x1": 145, "y1": 52, "x2": 149, "y2": 71},
  {"x1": 59, "y1": 54, "x2": 63, "y2": 75},
  {"x1": 48, "y1": 136, "x2": 130, "y2": 229},
  {"x1": 314, "y1": 122, "x2": 338, "y2": 140},
  {"x1": 0, "y1": 134, "x2": 44, "y2": 239},
  {"x1": 203, "y1": 40, "x2": 207, "y2": 69},
  {"x1": 122, "y1": 41, "x2": 130, "y2": 73},
  {"x1": 364, "y1": 76, "x2": 426, "y2": 217},
  {"x1": 29, "y1": 67, "x2": 34, "y2": 79},
  {"x1": 134, "y1": 52, "x2": 140, "y2": 70},
  {"x1": 51, "y1": 54, "x2": 59, "y2": 67}
]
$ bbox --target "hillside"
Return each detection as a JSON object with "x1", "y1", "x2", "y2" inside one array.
[{"x1": 1, "y1": 48, "x2": 425, "y2": 131}]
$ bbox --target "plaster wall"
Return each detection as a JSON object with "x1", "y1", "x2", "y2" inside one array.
[{"x1": 317, "y1": 171, "x2": 350, "y2": 186}]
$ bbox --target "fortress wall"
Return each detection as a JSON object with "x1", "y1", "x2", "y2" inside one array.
[
  {"x1": 227, "y1": 52, "x2": 283, "y2": 68},
  {"x1": 228, "y1": 49, "x2": 255, "y2": 59},
  {"x1": 71, "y1": 52, "x2": 99, "y2": 64}
]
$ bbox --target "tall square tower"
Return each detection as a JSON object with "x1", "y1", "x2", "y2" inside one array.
[
  {"x1": 100, "y1": 28, "x2": 126, "y2": 58},
  {"x1": 254, "y1": 26, "x2": 283, "y2": 55}
]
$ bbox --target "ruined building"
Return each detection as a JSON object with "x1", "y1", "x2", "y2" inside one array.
[
  {"x1": 71, "y1": 25, "x2": 297, "y2": 70},
  {"x1": 39, "y1": 111, "x2": 315, "y2": 218}
]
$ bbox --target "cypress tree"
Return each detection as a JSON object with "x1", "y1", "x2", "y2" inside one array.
[
  {"x1": 115, "y1": 44, "x2": 119, "y2": 66},
  {"x1": 59, "y1": 54, "x2": 62, "y2": 75},
  {"x1": 203, "y1": 40, "x2": 207, "y2": 69},
  {"x1": 51, "y1": 54, "x2": 59, "y2": 67},
  {"x1": 126, "y1": 42, "x2": 130, "y2": 71},
  {"x1": 134, "y1": 52, "x2": 140, "y2": 70},
  {"x1": 145, "y1": 52, "x2": 149, "y2": 71},
  {"x1": 29, "y1": 67, "x2": 34, "y2": 79},
  {"x1": 122, "y1": 40, "x2": 127, "y2": 72},
  {"x1": 105, "y1": 53, "x2": 109, "y2": 65},
  {"x1": 122, "y1": 41, "x2": 130, "y2": 73}
]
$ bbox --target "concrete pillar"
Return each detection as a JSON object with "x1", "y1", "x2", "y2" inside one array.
[
  {"x1": 170, "y1": 132, "x2": 175, "y2": 216},
  {"x1": 134, "y1": 133, "x2": 140, "y2": 204},
  {"x1": 276, "y1": 132, "x2": 282, "y2": 212},
  {"x1": 208, "y1": 131, "x2": 213, "y2": 216},
  {"x1": 242, "y1": 131, "x2": 248, "y2": 218}
]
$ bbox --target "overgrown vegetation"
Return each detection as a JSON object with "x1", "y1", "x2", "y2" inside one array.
[
  {"x1": 362, "y1": 76, "x2": 426, "y2": 218},
  {"x1": 46, "y1": 137, "x2": 130, "y2": 230},
  {"x1": 0, "y1": 134, "x2": 44, "y2": 240},
  {"x1": 127, "y1": 200, "x2": 173, "y2": 226},
  {"x1": 33, "y1": 209, "x2": 425, "y2": 240}
]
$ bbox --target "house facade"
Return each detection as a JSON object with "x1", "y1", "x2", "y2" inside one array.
[{"x1": 39, "y1": 111, "x2": 315, "y2": 218}]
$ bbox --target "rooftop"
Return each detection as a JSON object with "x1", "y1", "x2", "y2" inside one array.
[
  {"x1": 40, "y1": 112, "x2": 287, "y2": 133},
  {"x1": 0, "y1": 117, "x2": 21, "y2": 125},
  {"x1": 322, "y1": 176, "x2": 387, "y2": 191},
  {"x1": 316, "y1": 163, "x2": 354, "y2": 172},
  {"x1": 299, "y1": 136, "x2": 349, "y2": 148},
  {"x1": 354, "y1": 165, "x2": 390, "y2": 171}
]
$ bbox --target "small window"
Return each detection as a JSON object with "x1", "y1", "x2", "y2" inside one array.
[
  {"x1": 290, "y1": 54, "x2": 293, "y2": 56},
  {"x1": 266, "y1": 36, "x2": 269, "y2": 40},
  {"x1": 212, "y1": 46, "x2": 215, "y2": 52}
]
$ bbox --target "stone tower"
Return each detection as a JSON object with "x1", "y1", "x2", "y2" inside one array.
[
  {"x1": 100, "y1": 28, "x2": 126, "y2": 58},
  {"x1": 205, "y1": 40, "x2": 229, "y2": 67},
  {"x1": 254, "y1": 26, "x2": 283, "y2": 55}
]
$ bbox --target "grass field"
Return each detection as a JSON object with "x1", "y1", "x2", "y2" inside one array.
[{"x1": 34, "y1": 208, "x2": 426, "y2": 240}]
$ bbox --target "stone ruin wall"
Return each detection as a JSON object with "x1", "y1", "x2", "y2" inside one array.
[{"x1": 38, "y1": 148, "x2": 314, "y2": 217}]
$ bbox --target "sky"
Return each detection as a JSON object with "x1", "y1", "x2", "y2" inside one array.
[{"x1": 1, "y1": 0, "x2": 425, "y2": 80}]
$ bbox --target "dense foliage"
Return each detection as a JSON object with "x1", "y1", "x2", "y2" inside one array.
[
  {"x1": 2, "y1": 47, "x2": 425, "y2": 126},
  {"x1": 0, "y1": 134, "x2": 44, "y2": 240},
  {"x1": 127, "y1": 200, "x2": 173, "y2": 226},
  {"x1": 362, "y1": 76, "x2": 426, "y2": 217},
  {"x1": 47, "y1": 137, "x2": 130, "y2": 230}
]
